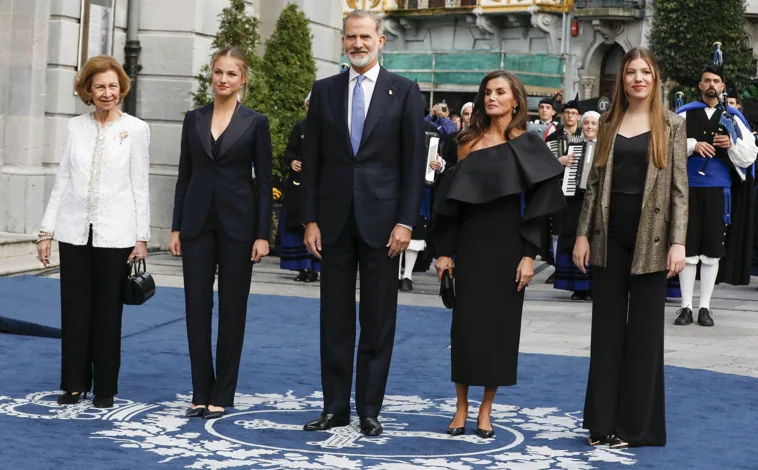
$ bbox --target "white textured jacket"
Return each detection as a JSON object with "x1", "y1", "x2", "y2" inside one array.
[{"x1": 40, "y1": 113, "x2": 151, "y2": 248}]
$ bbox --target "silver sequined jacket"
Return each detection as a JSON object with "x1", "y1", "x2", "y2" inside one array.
[{"x1": 40, "y1": 113, "x2": 151, "y2": 248}]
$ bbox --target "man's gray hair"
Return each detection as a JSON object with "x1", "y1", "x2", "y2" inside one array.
[{"x1": 343, "y1": 9, "x2": 383, "y2": 36}]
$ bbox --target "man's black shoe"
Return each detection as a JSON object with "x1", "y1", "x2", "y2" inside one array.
[
  {"x1": 303, "y1": 412, "x2": 350, "y2": 431},
  {"x1": 360, "y1": 417, "x2": 383, "y2": 436},
  {"x1": 698, "y1": 308, "x2": 714, "y2": 327},
  {"x1": 400, "y1": 278, "x2": 413, "y2": 292},
  {"x1": 674, "y1": 308, "x2": 693, "y2": 325}
]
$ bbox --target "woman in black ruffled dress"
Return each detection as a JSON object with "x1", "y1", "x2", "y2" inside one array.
[{"x1": 430, "y1": 71, "x2": 565, "y2": 439}]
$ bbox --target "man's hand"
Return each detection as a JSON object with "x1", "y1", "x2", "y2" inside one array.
[
  {"x1": 168, "y1": 231, "x2": 182, "y2": 256},
  {"x1": 252, "y1": 239, "x2": 269, "y2": 262},
  {"x1": 515, "y1": 257, "x2": 534, "y2": 292},
  {"x1": 573, "y1": 235, "x2": 591, "y2": 274},
  {"x1": 713, "y1": 135, "x2": 731, "y2": 149},
  {"x1": 667, "y1": 243, "x2": 686, "y2": 278},
  {"x1": 304, "y1": 223, "x2": 322, "y2": 260},
  {"x1": 695, "y1": 141, "x2": 716, "y2": 158},
  {"x1": 429, "y1": 158, "x2": 442, "y2": 171},
  {"x1": 435, "y1": 256, "x2": 453, "y2": 280},
  {"x1": 558, "y1": 153, "x2": 576, "y2": 167},
  {"x1": 291, "y1": 160, "x2": 302, "y2": 172},
  {"x1": 128, "y1": 241, "x2": 148, "y2": 263},
  {"x1": 387, "y1": 225, "x2": 411, "y2": 258}
]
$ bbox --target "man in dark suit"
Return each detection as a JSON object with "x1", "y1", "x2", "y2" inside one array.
[{"x1": 301, "y1": 9, "x2": 425, "y2": 437}]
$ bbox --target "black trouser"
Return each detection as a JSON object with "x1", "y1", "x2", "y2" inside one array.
[
  {"x1": 320, "y1": 210, "x2": 400, "y2": 419},
  {"x1": 181, "y1": 224, "x2": 253, "y2": 407},
  {"x1": 583, "y1": 235, "x2": 667, "y2": 447},
  {"x1": 59, "y1": 229, "x2": 132, "y2": 397}
]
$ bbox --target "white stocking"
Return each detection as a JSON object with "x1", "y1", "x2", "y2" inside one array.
[
  {"x1": 402, "y1": 250, "x2": 419, "y2": 280},
  {"x1": 698, "y1": 256, "x2": 720, "y2": 310},
  {"x1": 679, "y1": 259, "x2": 699, "y2": 309}
]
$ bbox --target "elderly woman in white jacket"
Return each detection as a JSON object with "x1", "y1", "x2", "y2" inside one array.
[{"x1": 37, "y1": 56, "x2": 151, "y2": 409}]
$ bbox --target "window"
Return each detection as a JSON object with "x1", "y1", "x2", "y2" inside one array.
[{"x1": 77, "y1": 0, "x2": 116, "y2": 70}]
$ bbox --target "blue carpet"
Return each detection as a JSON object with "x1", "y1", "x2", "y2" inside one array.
[{"x1": 0, "y1": 277, "x2": 756, "y2": 469}]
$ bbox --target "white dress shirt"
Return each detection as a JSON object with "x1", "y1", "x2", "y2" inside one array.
[
  {"x1": 348, "y1": 62, "x2": 380, "y2": 138},
  {"x1": 40, "y1": 113, "x2": 151, "y2": 248},
  {"x1": 679, "y1": 108, "x2": 758, "y2": 175}
]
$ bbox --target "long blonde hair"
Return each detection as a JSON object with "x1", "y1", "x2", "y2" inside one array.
[{"x1": 595, "y1": 47, "x2": 668, "y2": 169}]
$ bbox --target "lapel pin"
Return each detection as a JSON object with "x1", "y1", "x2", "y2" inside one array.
[{"x1": 389, "y1": 89, "x2": 393, "y2": 95}]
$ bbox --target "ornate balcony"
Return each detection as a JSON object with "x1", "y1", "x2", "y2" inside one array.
[
  {"x1": 573, "y1": 0, "x2": 645, "y2": 20},
  {"x1": 379, "y1": 50, "x2": 563, "y2": 94},
  {"x1": 342, "y1": 0, "x2": 572, "y2": 16}
]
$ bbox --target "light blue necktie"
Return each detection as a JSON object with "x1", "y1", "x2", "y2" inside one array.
[{"x1": 351, "y1": 75, "x2": 366, "y2": 156}]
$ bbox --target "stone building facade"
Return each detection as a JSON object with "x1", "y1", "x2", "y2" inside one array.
[{"x1": 0, "y1": 0, "x2": 342, "y2": 252}]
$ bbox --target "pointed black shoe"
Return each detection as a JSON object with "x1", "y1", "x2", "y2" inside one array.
[
  {"x1": 185, "y1": 406, "x2": 206, "y2": 418},
  {"x1": 674, "y1": 307, "x2": 693, "y2": 325},
  {"x1": 698, "y1": 308, "x2": 715, "y2": 327},
  {"x1": 475, "y1": 416, "x2": 495, "y2": 439},
  {"x1": 56, "y1": 392, "x2": 86, "y2": 405},
  {"x1": 92, "y1": 396, "x2": 114, "y2": 408},
  {"x1": 303, "y1": 412, "x2": 350, "y2": 431},
  {"x1": 359, "y1": 417, "x2": 383, "y2": 436},
  {"x1": 203, "y1": 409, "x2": 225, "y2": 420},
  {"x1": 400, "y1": 278, "x2": 413, "y2": 292}
]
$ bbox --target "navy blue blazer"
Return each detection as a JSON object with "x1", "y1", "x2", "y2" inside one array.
[
  {"x1": 300, "y1": 67, "x2": 426, "y2": 248},
  {"x1": 172, "y1": 103, "x2": 273, "y2": 243}
]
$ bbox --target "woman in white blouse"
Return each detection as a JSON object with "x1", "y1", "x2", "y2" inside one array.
[{"x1": 37, "y1": 55, "x2": 151, "y2": 409}]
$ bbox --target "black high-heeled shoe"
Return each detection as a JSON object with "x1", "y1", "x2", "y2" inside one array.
[
  {"x1": 446, "y1": 412, "x2": 467, "y2": 436},
  {"x1": 185, "y1": 406, "x2": 207, "y2": 418},
  {"x1": 588, "y1": 434, "x2": 611, "y2": 446},
  {"x1": 56, "y1": 392, "x2": 86, "y2": 405},
  {"x1": 609, "y1": 436, "x2": 629, "y2": 449},
  {"x1": 475, "y1": 416, "x2": 495, "y2": 439},
  {"x1": 204, "y1": 407, "x2": 225, "y2": 420}
]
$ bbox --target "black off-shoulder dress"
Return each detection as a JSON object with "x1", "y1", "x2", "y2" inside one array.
[{"x1": 429, "y1": 132, "x2": 566, "y2": 386}]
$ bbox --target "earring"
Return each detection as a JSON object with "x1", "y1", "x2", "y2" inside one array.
[{"x1": 513, "y1": 106, "x2": 518, "y2": 114}]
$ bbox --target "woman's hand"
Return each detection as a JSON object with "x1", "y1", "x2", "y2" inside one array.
[
  {"x1": 435, "y1": 256, "x2": 453, "y2": 280},
  {"x1": 37, "y1": 239, "x2": 52, "y2": 268},
  {"x1": 667, "y1": 243, "x2": 686, "y2": 278},
  {"x1": 515, "y1": 257, "x2": 534, "y2": 292},
  {"x1": 573, "y1": 236, "x2": 590, "y2": 274},
  {"x1": 168, "y1": 231, "x2": 182, "y2": 256},
  {"x1": 128, "y1": 242, "x2": 147, "y2": 263},
  {"x1": 252, "y1": 239, "x2": 270, "y2": 263},
  {"x1": 429, "y1": 159, "x2": 442, "y2": 171},
  {"x1": 558, "y1": 154, "x2": 576, "y2": 167},
  {"x1": 291, "y1": 160, "x2": 302, "y2": 172}
]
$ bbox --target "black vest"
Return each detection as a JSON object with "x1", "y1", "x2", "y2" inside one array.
[{"x1": 686, "y1": 107, "x2": 730, "y2": 163}]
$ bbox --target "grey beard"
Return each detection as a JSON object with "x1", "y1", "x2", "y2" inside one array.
[{"x1": 348, "y1": 50, "x2": 377, "y2": 68}]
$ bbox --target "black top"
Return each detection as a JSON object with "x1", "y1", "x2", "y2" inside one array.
[
  {"x1": 611, "y1": 131, "x2": 650, "y2": 195},
  {"x1": 211, "y1": 133, "x2": 224, "y2": 159}
]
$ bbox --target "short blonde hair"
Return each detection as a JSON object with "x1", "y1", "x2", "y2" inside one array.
[{"x1": 75, "y1": 55, "x2": 131, "y2": 105}]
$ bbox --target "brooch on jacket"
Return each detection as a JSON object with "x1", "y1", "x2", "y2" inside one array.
[{"x1": 119, "y1": 130, "x2": 129, "y2": 144}]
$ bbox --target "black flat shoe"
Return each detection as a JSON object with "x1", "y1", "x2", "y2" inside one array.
[
  {"x1": 698, "y1": 308, "x2": 715, "y2": 326},
  {"x1": 185, "y1": 406, "x2": 206, "y2": 418},
  {"x1": 303, "y1": 412, "x2": 350, "y2": 431},
  {"x1": 93, "y1": 396, "x2": 114, "y2": 408},
  {"x1": 304, "y1": 270, "x2": 319, "y2": 283},
  {"x1": 674, "y1": 307, "x2": 693, "y2": 325},
  {"x1": 56, "y1": 392, "x2": 86, "y2": 405},
  {"x1": 360, "y1": 417, "x2": 383, "y2": 436},
  {"x1": 400, "y1": 278, "x2": 413, "y2": 292},
  {"x1": 588, "y1": 435, "x2": 611, "y2": 446},
  {"x1": 294, "y1": 271, "x2": 306, "y2": 282},
  {"x1": 609, "y1": 436, "x2": 629, "y2": 449},
  {"x1": 475, "y1": 416, "x2": 495, "y2": 439},
  {"x1": 571, "y1": 291, "x2": 587, "y2": 301},
  {"x1": 203, "y1": 408, "x2": 225, "y2": 420}
]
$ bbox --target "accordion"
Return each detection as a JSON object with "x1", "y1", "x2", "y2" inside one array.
[
  {"x1": 424, "y1": 131, "x2": 441, "y2": 185},
  {"x1": 562, "y1": 141, "x2": 596, "y2": 197}
]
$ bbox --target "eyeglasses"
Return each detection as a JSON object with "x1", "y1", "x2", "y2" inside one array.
[{"x1": 564, "y1": 111, "x2": 579, "y2": 117}]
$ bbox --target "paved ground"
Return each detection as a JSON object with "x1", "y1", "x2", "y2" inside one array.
[{"x1": 35, "y1": 252, "x2": 758, "y2": 378}]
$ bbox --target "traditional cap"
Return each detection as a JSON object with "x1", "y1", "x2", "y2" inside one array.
[
  {"x1": 460, "y1": 102, "x2": 473, "y2": 115},
  {"x1": 726, "y1": 87, "x2": 739, "y2": 99},
  {"x1": 562, "y1": 93, "x2": 580, "y2": 112},
  {"x1": 539, "y1": 93, "x2": 558, "y2": 108},
  {"x1": 582, "y1": 110, "x2": 600, "y2": 121}
]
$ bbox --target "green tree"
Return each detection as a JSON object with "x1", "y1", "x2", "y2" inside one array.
[
  {"x1": 650, "y1": 0, "x2": 756, "y2": 98},
  {"x1": 261, "y1": 3, "x2": 317, "y2": 187},
  {"x1": 191, "y1": 0, "x2": 267, "y2": 109}
]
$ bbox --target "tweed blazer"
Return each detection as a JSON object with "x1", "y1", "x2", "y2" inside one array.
[{"x1": 576, "y1": 109, "x2": 688, "y2": 275}]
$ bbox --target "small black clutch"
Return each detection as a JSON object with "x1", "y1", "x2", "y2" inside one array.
[
  {"x1": 439, "y1": 269, "x2": 456, "y2": 309},
  {"x1": 123, "y1": 260, "x2": 156, "y2": 306}
]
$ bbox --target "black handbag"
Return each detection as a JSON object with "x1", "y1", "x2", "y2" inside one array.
[
  {"x1": 439, "y1": 269, "x2": 456, "y2": 309},
  {"x1": 123, "y1": 260, "x2": 155, "y2": 305}
]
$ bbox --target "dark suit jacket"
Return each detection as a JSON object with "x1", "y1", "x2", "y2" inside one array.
[
  {"x1": 301, "y1": 66, "x2": 426, "y2": 248},
  {"x1": 172, "y1": 103, "x2": 273, "y2": 243}
]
